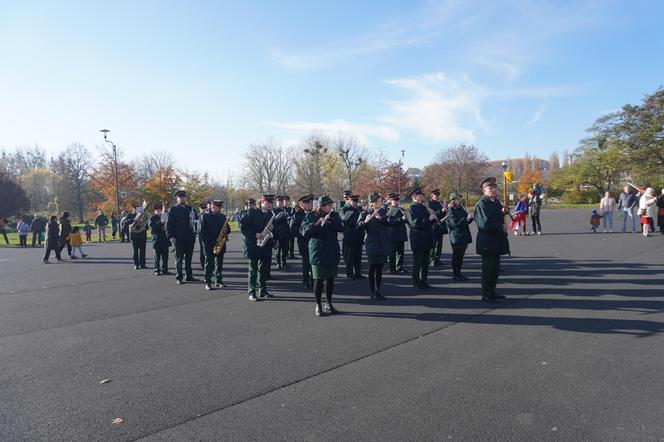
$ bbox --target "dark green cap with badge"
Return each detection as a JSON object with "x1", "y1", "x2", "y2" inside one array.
[
  {"x1": 480, "y1": 177, "x2": 497, "y2": 189},
  {"x1": 317, "y1": 195, "x2": 333, "y2": 206},
  {"x1": 175, "y1": 190, "x2": 186, "y2": 197},
  {"x1": 368, "y1": 192, "x2": 382, "y2": 203},
  {"x1": 449, "y1": 192, "x2": 462, "y2": 200}
]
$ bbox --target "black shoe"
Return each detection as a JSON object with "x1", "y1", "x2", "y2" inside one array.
[
  {"x1": 370, "y1": 291, "x2": 377, "y2": 300},
  {"x1": 482, "y1": 296, "x2": 498, "y2": 303},
  {"x1": 303, "y1": 282, "x2": 311, "y2": 290},
  {"x1": 155, "y1": 271, "x2": 162, "y2": 276},
  {"x1": 315, "y1": 305, "x2": 326, "y2": 317},
  {"x1": 413, "y1": 282, "x2": 419, "y2": 289},
  {"x1": 176, "y1": 279, "x2": 183, "y2": 285},
  {"x1": 215, "y1": 281, "x2": 226, "y2": 288},
  {"x1": 205, "y1": 283, "x2": 213, "y2": 290},
  {"x1": 249, "y1": 293, "x2": 258, "y2": 302},
  {"x1": 328, "y1": 305, "x2": 338, "y2": 315},
  {"x1": 460, "y1": 274, "x2": 470, "y2": 281},
  {"x1": 421, "y1": 282, "x2": 433, "y2": 289},
  {"x1": 493, "y1": 293, "x2": 506, "y2": 300},
  {"x1": 263, "y1": 291, "x2": 274, "y2": 298},
  {"x1": 134, "y1": 265, "x2": 139, "y2": 270},
  {"x1": 162, "y1": 270, "x2": 171, "y2": 275},
  {"x1": 375, "y1": 292, "x2": 386, "y2": 300},
  {"x1": 452, "y1": 275, "x2": 463, "y2": 281},
  {"x1": 390, "y1": 269, "x2": 398, "y2": 274},
  {"x1": 185, "y1": 277, "x2": 198, "y2": 282}
]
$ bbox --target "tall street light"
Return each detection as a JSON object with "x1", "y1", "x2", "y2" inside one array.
[
  {"x1": 501, "y1": 160, "x2": 509, "y2": 224},
  {"x1": 100, "y1": 129, "x2": 121, "y2": 216},
  {"x1": 397, "y1": 149, "x2": 406, "y2": 199}
]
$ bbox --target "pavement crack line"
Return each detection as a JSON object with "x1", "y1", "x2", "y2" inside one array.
[{"x1": 132, "y1": 297, "x2": 525, "y2": 441}]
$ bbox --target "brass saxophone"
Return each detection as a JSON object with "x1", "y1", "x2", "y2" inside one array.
[
  {"x1": 256, "y1": 211, "x2": 275, "y2": 248},
  {"x1": 213, "y1": 215, "x2": 230, "y2": 255}
]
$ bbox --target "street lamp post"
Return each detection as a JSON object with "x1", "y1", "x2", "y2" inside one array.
[
  {"x1": 397, "y1": 149, "x2": 405, "y2": 199},
  {"x1": 501, "y1": 160, "x2": 509, "y2": 224},
  {"x1": 100, "y1": 129, "x2": 121, "y2": 216}
]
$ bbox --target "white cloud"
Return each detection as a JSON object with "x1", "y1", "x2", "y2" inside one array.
[
  {"x1": 262, "y1": 119, "x2": 400, "y2": 146},
  {"x1": 528, "y1": 104, "x2": 549, "y2": 125},
  {"x1": 379, "y1": 72, "x2": 481, "y2": 143}
]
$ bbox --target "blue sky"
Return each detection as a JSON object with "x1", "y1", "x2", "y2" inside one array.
[{"x1": 1, "y1": 0, "x2": 662, "y2": 179}]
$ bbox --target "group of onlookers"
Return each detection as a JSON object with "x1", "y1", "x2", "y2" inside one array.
[
  {"x1": 508, "y1": 187, "x2": 544, "y2": 236},
  {"x1": 592, "y1": 185, "x2": 664, "y2": 236}
]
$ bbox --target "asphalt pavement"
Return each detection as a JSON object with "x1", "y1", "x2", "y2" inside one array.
[{"x1": 1, "y1": 209, "x2": 663, "y2": 441}]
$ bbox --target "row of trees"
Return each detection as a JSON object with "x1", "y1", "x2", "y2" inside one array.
[{"x1": 548, "y1": 87, "x2": 663, "y2": 200}]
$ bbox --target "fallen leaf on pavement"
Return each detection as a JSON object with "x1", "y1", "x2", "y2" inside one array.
[
  {"x1": 99, "y1": 379, "x2": 112, "y2": 384},
  {"x1": 111, "y1": 418, "x2": 124, "y2": 425}
]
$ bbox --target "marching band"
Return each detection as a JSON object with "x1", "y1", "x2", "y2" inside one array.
[{"x1": 133, "y1": 177, "x2": 511, "y2": 317}]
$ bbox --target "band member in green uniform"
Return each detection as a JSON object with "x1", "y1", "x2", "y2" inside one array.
[
  {"x1": 199, "y1": 200, "x2": 231, "y2": 290},
  {"x1": 386, "y1": 192, "x2": 408, "y2": 274},
  {"x1": 339, "y1": 190, "x2": 351, "y2": 210},
  {"x1": 150, "y1": 204, "x2": 170, "y2": 275},
  {"x1": 285, "y1": 196, "x2": 296, "y2": 259},
  {"x1": 242, "y1": 195, "x2": 282, "y2": 301},
  {"x1": 128, "y1": 206, "x2": 147, "y2": 269},
  {"x1": 407, "y1": 187, "x2": 437, "y2": 289},
  {"x1": 301, "y1": 195, "x2": 343, "y2": 317},
  {"x1": 359, "y1": 192, "x2": 390, "y2": 300},
  {"x1": 445, "y1": 193, "x2": 473, "y2": 281},
  {"x1": 428, "y1": 189, "x2": 448, "y2": 267},
  {"x1": 340, "y1": 194, "x2": 364, "y2": 279},
  {"x1": 167, "y1": 190, "x2": 198, "y2": 284},
  {"x1": 289, "y1": 194, "x2": 315, "y2": 289},
  {"x1": 273, "y1": 196, "x2": 290, "y2": 269},
  {"x1": 238, "y1": 198, "x2": 256, "y2": 258},
  {"x1": 474, "y1": 177, "x2": 510, "y2": 303}
]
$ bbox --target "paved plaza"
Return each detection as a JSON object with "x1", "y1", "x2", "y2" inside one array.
[{"x1": 1, "y1": 209, "x2": 663, "y2": 441}]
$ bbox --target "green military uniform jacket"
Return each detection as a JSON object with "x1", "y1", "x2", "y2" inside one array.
[
  {"x1": 301, "y1": 211, "x2": 343, "y2": 266},
  {"x1": 199, "y1": 212, "x2": 231, "y2": 254},
  {"x1": 407, "y1": 202, "x2": 435, "y2": 251},
  {"x1": 240, "y1": 209, "x2": 275, "y2": 260},
  {"x1": 445, "y1": 205, "x2": 473, "y2": 247},
  {"x1": 474, "y1": 196, "x2": 509, "y2": 256}
]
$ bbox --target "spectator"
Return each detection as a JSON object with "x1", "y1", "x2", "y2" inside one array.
[
  {"x1": 528, "y1": 189, "x2": 543, "y2": 235},
  {"x1": 94, "y1": 210, "x2": 109, "y2": 242},
  {"x1": 0, "y1": 217, "x2": 9, "y2": 244},
  {"x1": 657, "y1": 189, "x2": 664, "y2": 235},
  {"x1": 30, "y1": 214, "x2": 46, "y2": 247},
  {"x1": 590, "y1": 210, "x2": 602, "y2": 233},
  {"x1": 639, "y1": 188, "x2": 657, "y2": 237},
  {"x1": 618, "y1": 185, "x2": 638, "y2": 233},
  {"x1": 68, "y1": 226, "x2": 87, "y2": 258},
  {"x1": 510, "y1": 194, "x2": 528, "y2": 236},
  {"x1": 110, "y1": 212, "x2": 118, "y2": 239},
  {"x1": 17, "y1": 218, "x2": 30, "y2": 247},
  {"x1": 58, "y1": 211, "x2": 72, "y2": 258},
  {"x1": 83, "y1": 221, "x2": 93, "y2": 243},
  {"x1": 43, "y1": 216, "x2": 62, "y2": 263},
  {"x1": 599, "y1": 191, "x2": 616, "y2": 233}
]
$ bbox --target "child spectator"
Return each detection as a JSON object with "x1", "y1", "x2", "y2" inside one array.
[
  {"x1": 510, "y1": 194, "x2": 529, "y2": 235},
  {"x1": 17, "y1": 219, "x2": 30, "y2": 247},
  {"x1": 68, "y1": 226, "x2": 87, "y2": 259},
  {"x1": 590, "y1": 210, "x2": 603, "y2": 233},
  {"x1": 83, "y1": 221, "x2": 93, "y2": 243}
]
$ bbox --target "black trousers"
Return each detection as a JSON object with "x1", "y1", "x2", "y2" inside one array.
[
  {"x1": 153, "y1": 245, "x2": 169, "y2": 272},
  {"x1": 481, "y1": 254, "x2": 501, "y2": 298},
  {"x1": 120, "y1": 227, "x2": 128, "y2": 243},
  {"x1": 451, "y1": 245, "x2": 467, "y2": 276},
  {"x1": 202, "y1": 243, "x2": 225, "y2": 283},
  {"x1": 297, "y1": 238, "x2": 312, "y2": 285},
  {"x1": 369, "y1": 262, "x2": 384, "y2": 294},
  {"x1": 0, "y1": 228, "x2": 8, "y2": 244},
  {"x1": 275, "y1": 238, "x2": 289, "y2": 266},
  {"x1": 19, "y1": 235, "x2": 27, "y2": 247},
  {"x1": 343, "y1": 243, "x2": 363, "y2": 277},
  {"x1": 313, "y1": 277, "x2": 335, "y2": 307},
  {"x1": 175, "y1": 241, "x2": 195, "y2": 280},
  {"x1": 43, "y1": 242, "x2": 61, "y2": 261},
  {"x1": 59, "y1": 240, "x2": 72, "y2": 256},
  {"x1": 531, "y1": 215, "x2": 542, "y2": 233},
  {"x1": 289, "y1": 237, "x2": 295, "y2": 257},
  {"x1": 412, "y1": 247, "x2": 431, "y2": 285},
  {"x1": 132, "y1": 238, "x2": 147, "y2": 267},
  {"x1": 389, "y1": 241, "x2": 405, "y2": 272},
  {"x1": 199, "y1": 238, "x2": 206, "y2": 270}
]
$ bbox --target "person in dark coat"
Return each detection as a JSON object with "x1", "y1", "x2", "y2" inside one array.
[
  {"x1": 657, "y1": 189, "x2": 664, "y2": 234},
  {"x1": 128, "y1": 206, "x2": 147, "y2": 269},
  {"x1": 273, "y1": 196, "x2": 291, "y2": 269},
  {"x1": 110, "y1": 213, "x2": 118, "y2": 239},
  {"x1": 359, "y1": 192, "x2": 391, "y2": 300},
  {"x1": 289, "y1": 194, "x2": 315, "y2": 289},
  {"x1": 199, "y1": 200, "x2": 231, "y2": 290},
  {"x1": 242, "y1": 195, "x2": 282, "y2": 301},
  {"x1": 407, "y1": 187, "x2": 437, "y2": 289},
  {"x1": 474, "y1": 177, "x2": 510, "y2": 303},
  {"x1": 340, "y1": 194, "x2": 365, "y2": 279},
  {"x1": 427, "y1": 189, "x2": 448, "y2": 267},
  {"x1": 386, "y1": 192, "x2": 408, "y2": 274},
  {"x1": 528, "y1": 189, "x2": 543, "y2": 235},
  {"x1": 339, "y1": 190, "x2": 351, "y2": 210},
  {"x1": 30, "y1": 214, "x2": 46, "y2": 247},
  {"x1": 58, "y1": 211, "x2": 73, "y2": 258},
  {"x1": 285, "y1": 196, "x2": 296, "y2": 258},
  {"x1": 238, "y1": 198, "x2": 256, "y2": 258},
  {"x1": 119, "y1": 211, "x2": 130, "y2": 243},
  {"x1": 42, "y1": 216, "x2": 62, "y2": 263},
  {"x1": 167, "y1": 190, "x2": 198, "y2": 284},
  {"x1": 301, "y1": 195, "x2": 343, "y2": 317},
  {"x1": 150, "y1": 205, "x2": 171, "y2": 275},
  {"x1": 445, "y1": 193, "x2": 473, "y2": 281}
]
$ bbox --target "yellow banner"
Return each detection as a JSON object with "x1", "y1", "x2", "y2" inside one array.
[{"x1": 503, "y1": 171, "x2": 513, "y2": 183}]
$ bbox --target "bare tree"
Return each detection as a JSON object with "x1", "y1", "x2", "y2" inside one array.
[
  {"x1": 133, "y1": 151, "x2": 175, "y2": 183},
  {"x1": 548, "y1": 151, "x2": 560, "y2": 170},
  {"x1": 291, "y1": 132, "x2": 328, "y2": 197},
  {"x1": 51, "y1": 143, "x2": 93, "y2": 222},
  {"x1": 243, "y1": 138, "x2": 292, "y2": 195},
  {"x1": 334, "y1": 133, "x2": 367, "y2": 191},
  {"x1": 434, "y1": 144, "x2": 490, "y2": 199}
]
